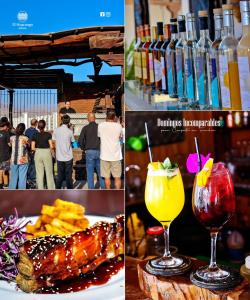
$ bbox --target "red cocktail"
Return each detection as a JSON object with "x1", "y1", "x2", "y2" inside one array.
[{"x1": 191, "y1": 160, "x2": 239, "y2": 290}]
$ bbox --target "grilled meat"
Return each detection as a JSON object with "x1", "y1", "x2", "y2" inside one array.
[{"x1": 16, "y1": 215, "x2": 124, "y2": 293}]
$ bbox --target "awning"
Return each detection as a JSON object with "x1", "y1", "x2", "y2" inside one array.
[{"x1": 0, "y1": 26, "x2": 124, "y2": 68}]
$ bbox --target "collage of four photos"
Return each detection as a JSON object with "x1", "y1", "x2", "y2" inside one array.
[{"x1": 0, "y1": 0, "x2": 250, "y2": 299}]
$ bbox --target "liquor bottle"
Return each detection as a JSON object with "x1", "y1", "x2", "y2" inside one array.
[
  {"x1": 196, "y1": 10, "x2": 212, "y2": 109},
  {"x1": 138, "y1": 25, "x2": 146, "y2": 84},
  {"x1": 176, "y1": 15, "x2": 187, "y2": 103},
  {"x1": 166, "y1": 18, "x2": 179, "y2": 98},
  {"x1": 142, "y1": 25, "x2": 151, "y2": 86},
  {"x1": 160, "y1": 24, "x2": 171, "y2": 94},
  {"x1": 219, "y1": 5, "x2": 242, "y2": 110},
  {"x1": 153, "y1": 22, "x2": 165, "y2": 92},
  {"x1": 237, "y1": 0, "x2": 250, "y2": 110},
  {"x1": 210, "y1": 8, "x2": 223, "y2": 109},
  {"x1": 183, "y1": 13, "x2": 198, "y2": 106},
  {"x1": 134, "y1": 26, "x2": 142, "y2": 81},
  {"x1": 148, "y1": 26, "x2": 158, "y2": 90}
]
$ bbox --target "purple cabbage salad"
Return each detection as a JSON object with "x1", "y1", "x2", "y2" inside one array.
[{"x1": 0, "y1": 209, "x2": 29, "y2": 281}]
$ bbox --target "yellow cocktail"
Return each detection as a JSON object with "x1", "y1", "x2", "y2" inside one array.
[
  {"x1": 145, "y1": 160, "x2": 185, "y2": 268},
  {"x1": 145, "y1": 165, "x2": 184, "y2": 226}
]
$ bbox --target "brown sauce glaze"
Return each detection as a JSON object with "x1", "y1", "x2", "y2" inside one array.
[{"x1": 37, "y1": 256, "x2": 124, "y2": 294}]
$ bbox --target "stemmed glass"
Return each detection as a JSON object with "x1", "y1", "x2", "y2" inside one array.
[
  {"x1": 191, "y1": 162, "x2": 241, "y2": 289},
  {"x1": 145, "y1": 162, "x2": 191, "y2": 275}
]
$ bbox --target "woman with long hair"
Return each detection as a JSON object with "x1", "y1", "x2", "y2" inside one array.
[
  {"x1": 9, "y1": 123, "x2": 29, "y2": 189},
  {"x1": 32, "y1": 120, "x2": 55, "y2": 189}
]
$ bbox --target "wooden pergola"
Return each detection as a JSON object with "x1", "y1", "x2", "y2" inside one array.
[{"x1": 0, "y1": 25, "x2": 124, "y2": 123}]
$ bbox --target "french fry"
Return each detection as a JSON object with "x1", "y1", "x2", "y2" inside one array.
[
  {"x1": 45, "y1": 224, "x2": 70, "y2": 236},
  {"x1": 54, "y1": 199, "x2": 85, "y2": 214},
  {"x1": 41, "y1": 205, "x2": 58, "y2": 217},
  {"x1": 51, "y1": 218, "x2": 82, "y2": 233},
  {"x1": 26, "y1": 199, "x2": 89, "y2": 238},
  {"x1": 57, "y1": 211, "x2": 83, "y2": 221},
  {"x1": 41, "y1": 214, "x2": 53, "y2": 224},
  {"x1": 33, "y1": 231, "x2": 48, "y2": 237},
  {"x1": 74, "y1": 218, "x2": 89, "y2": 228}
]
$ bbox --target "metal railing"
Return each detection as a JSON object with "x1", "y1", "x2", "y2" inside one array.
[{"x1": 0, "y1": 88, "x2": 58, "y2": 130}]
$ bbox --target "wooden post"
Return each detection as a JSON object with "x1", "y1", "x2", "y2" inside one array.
[{"x1": 8, "y1": 89, "x2": 14, "y2": 126}]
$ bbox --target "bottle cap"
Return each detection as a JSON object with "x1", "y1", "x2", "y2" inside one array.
[
  {"x1": 164, "y1": 24, "x2": 171, "y2": 38},
  {"x1": 157, "y1": 22, "x2": 164, "y2": 35},
  {"x1": 177, "y1": 15, "x2": 186, "y2": 32},
  {"x1": 213, "y1": 8, "x2": 223, "y2": 14},
  {"x1": 246, "y1": 256, "x2": 250, "y2": 269},
  {"x1": 198, "y1": 10, "x2": 208, "y2": 17},
  {"x1": 240, "y1": 0, "x2": 250, "y2": 12},
  {"x1": 144, "y1": 24, "x2": 151, "y2": 37},
  {"x1": 170, "y1": 18, "x2": 177, "y2": 23},
  {"x1": 222, "y1": 4, "x2": 234, "y2": 10},
  {"x1": 151, "y1": 26, "x2": 158, "y2": 40},
  {"x1": 147, "y1": 226, "x2": 164, "y2": 235}
]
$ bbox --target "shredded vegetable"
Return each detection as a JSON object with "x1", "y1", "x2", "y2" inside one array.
[{"x1": 0, "y1": 209, "x2": 29, "y2": 281}]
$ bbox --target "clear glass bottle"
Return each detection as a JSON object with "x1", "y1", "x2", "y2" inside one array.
[
  {"x1": 219, "y1": 4, "x2": 242, "y2": 110},
  {"x1": 142, "y1": 25, "x2": 151, "y2": 86},
  {"x1": 148, "y1": 26, "x2": 158, "y2": 90},
  {"x1": 176, "y1": 15, "x2": 187, "y2": 105},
  {"x1": 166, "y1": 18, "x2": 179, "y2": 98},
  {"x1": 183, "y1": 13, "x2": 198, "y2": 107},
  {"x1": 237, "y1": 0, "x2": 250, "y2": 110},
  {"x1": 134, "y1": 26, "x2": 142, "y2": 81},
  {"x1": 210, "y1": 8, "x2": 223, "y2": 109},
  {"x1": 196, "y1": 10, "x2": 212, "y2": 109},
  {"x1": 160, "y1": 24, "x2": 171, "y2": 94},
  {"x1": 138, "y1": 25, "x2": 146, "y2": 85},
  {"x1": 153, "y1": 22, "x2": 165, "y2": 93}
]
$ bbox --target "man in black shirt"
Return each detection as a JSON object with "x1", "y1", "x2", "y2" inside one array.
[
  {"x1": 59, "y1": 101, "x2": 76, "y2": 117},
  {"x1": 79, "y1": 113, "x2": 105, "y2": 189},
  {"x1": 0, "y1": 121, "x2": 11, "y2": 189},
  {"x1": 25, "y1": 119, "x2": 38, "y2": 185}
]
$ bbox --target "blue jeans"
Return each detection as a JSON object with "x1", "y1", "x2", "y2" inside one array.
[
  {"x1": 9, "y1": 164, "x2": 28, "y2": 189},
  {"x1": 86, "y1": 150, "x2": 105, "y2": 189}
]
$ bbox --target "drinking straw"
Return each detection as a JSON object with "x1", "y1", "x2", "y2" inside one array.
[
  {"x1": 194, "y1": 137, "x2": 202, "y2": 171},
  {"x1": 145, "y1": 122, "x2": 153, "y2": 162}
]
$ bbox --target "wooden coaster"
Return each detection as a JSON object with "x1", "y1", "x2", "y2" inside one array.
[
  {"x1": 137, "y1": 258, "x2": 249, "y2": 300},
  {"x1": 146, "y1": 255, "x2": 192, "y2": 276},
  {"x1": 190, "y1": 265, "x2": 243, "y2": 291}
]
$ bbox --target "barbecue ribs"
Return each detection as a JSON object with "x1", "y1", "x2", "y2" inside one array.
[{"x1": 16, "y1": 215, "x2": 124, "y2": 293}]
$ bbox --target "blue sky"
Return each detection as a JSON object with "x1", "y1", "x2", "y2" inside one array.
[{"x1": 0, "y1": 0, "x2": 124, "y2": 81}]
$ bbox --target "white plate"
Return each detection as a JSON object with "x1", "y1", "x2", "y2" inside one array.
[{"x1": 0, "y1": 215, "x2": 125, "y2": 300}]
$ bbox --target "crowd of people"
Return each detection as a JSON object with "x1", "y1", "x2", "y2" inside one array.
[{"x1": 0, "y1": 109, "x2": 123, "y2": 190}]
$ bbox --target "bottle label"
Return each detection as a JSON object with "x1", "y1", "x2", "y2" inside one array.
[
  {"x1": 176, "y1": 53, "x2": 183, "y2": 98},
  {"x1": 210, "y1": 57, "x2": 220, "y2": 108},
  {"x1": 149, "y1": 53, "x2": 154, "y2": 83},
  {"x1": 185, "y1": 58, "x2": 194, "y2": 100},
  {"x1": 167, "y1": 54, "x2": 174, "y2": 95},
  {"x1": 219, "y1": 55, "x2": 231, "y2": 109},
  {"x1": 134, "y1": 52, "x2": 138, "y2": 78},
  {"x1": 154, "y1": 58, "x2": 162, "y2": 83},
  {"x1": 238, "y1": 56, "x2": 250, "y2": 110},
  {"x1": 142, "y1": 52, "x2": 148, "y2": 80},
  {"x1": 196, "y1": 55, "x2": 205, "y2": 105},
  {"x1": 137, "y1": 52, "x2": 142, "y2": 79},
  {"x1": 161, "y1": 56, "x2": 167, "y2": 91}
]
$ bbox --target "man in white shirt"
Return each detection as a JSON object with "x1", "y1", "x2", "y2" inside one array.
[
  {"x1": 98, "y1": 110, "x2": 123, "y2": 189},
  {"x1": 53, "y1": 115, "x2": 75, "y2": 189}
]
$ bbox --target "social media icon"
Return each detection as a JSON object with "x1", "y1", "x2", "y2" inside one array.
[
  {"x1": 106, "y1": 11, "x2": 111, "y2": 18},
  {"x1": 100, "y1": 11, "x2": 105, "y2": 17}
]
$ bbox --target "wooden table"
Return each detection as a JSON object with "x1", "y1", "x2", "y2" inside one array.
[
  {"x1": 126, "y1": 256, "x2": 250, "y2": 300},
  {"x1": 0, "y1": 190, "x2": 124, "y2": 217}
]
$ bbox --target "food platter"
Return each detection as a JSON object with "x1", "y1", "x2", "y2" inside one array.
[{"x1": 0, "y1": 215, "x2": 125, "y2": 300}]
